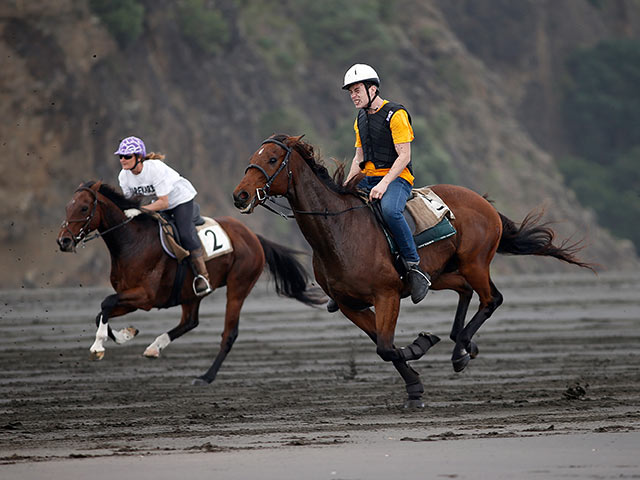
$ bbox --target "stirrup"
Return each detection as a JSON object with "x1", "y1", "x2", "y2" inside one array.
[{"x1": 193, "y1": 275, "x2": 212, "y2": 297}]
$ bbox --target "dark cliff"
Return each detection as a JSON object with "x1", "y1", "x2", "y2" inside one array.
[{"x1": 1, "y1": 0, "x2": 638, "y2": 288}]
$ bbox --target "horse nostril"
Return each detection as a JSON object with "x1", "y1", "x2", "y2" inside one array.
[
  {"x1": 58, "y1": 237, "x2": 72, "y2": 251},
  {"x1": 233, "y1": 190, "x2": 249, "y2": 207}
]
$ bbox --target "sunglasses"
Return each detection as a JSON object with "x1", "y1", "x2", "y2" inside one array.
[{"x1": 119, "y1": 154, "x2": 134, "y2": 160}]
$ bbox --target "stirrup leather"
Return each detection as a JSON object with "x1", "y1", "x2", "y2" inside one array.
[{"x1": 193, "y1": 274, "x2": 212, "y2": 296}]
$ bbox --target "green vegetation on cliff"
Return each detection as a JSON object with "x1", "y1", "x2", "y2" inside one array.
[
  {"x1": 561, "y1": 39, "x2": 640, "y2": 253},
  {"x1": 89, "y1": 0, "x2": 144, "y2": 48}
]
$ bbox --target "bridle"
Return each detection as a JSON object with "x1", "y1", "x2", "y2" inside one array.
[
  {"x1": 60, "y1": 186, "x2": 133, "y2": 247},
  {"x1": 59, "y1": 186, "x2": 99, "y2": 246},
  {"x1": 244, "y1": 138, "x2": 293, "y2": 205},
  {"x1": 243, "y1": 138, "x2": 369, "y2": 219}
]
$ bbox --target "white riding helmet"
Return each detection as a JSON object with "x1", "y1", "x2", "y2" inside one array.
[{"x1": 342, "y1": 64, "x2": 380, "y2": 90}]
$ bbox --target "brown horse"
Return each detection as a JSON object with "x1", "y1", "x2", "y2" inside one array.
[
  {"x1": 57, "y1": 180, "x2": 324, "y2": 385},
  {"x1": 232, "y1": 134, "x2": 593, "y2": 407}
]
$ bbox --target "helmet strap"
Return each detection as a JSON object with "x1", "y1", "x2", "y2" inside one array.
[
  {"x1": 132, "y1": 154, "x2": 143, "y2": 171},
  {"x1": 364, "y1": 83, "x2": 379, "y2": 111}
]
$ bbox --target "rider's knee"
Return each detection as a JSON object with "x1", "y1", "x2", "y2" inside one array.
[{"x1": 380, "y1": 204, "x2": 402, "y2": 221}]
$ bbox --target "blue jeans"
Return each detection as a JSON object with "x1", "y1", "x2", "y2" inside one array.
[{"x1": 359, "y1": 176, "x2": 420, "y2": 263}]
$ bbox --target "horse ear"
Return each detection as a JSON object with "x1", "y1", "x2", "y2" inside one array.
[
  {"x1": 288, "y1": 134, "x2": 305, "y2": 145},
  {"x1": 93, "y1": 180, "x2": 103, "y2": 191}
]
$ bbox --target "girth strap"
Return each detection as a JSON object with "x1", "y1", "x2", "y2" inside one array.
[{"x1": 159, "y1": 259, "x2": 188, "y2": 309}]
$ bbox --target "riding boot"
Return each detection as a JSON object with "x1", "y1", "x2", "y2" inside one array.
[
  {"x1": 407, "y1": 263, "x2": 431, "y2": 304},
  {"x1": 189, "y1": 248, "x2": 212, "y2": 297}
]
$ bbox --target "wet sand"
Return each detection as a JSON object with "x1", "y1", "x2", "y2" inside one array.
[
  {"x1": 1, "y1": 272, "x2": 639, "y2": 478},
  {"x1": 3, "y1": 432, "x2": 638, "y2": 479}
]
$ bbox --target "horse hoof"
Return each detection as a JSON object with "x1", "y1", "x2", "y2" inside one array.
[
  {"x1": 122, "y1": 326, "x2": 138, "y2": 340},
  {"x1": 404, "y1": 398, "x2": 425, "y2": 409},
  {"x1": 89, "y1": 350, "x2": 105, "y2": 361},
  {"x1": 191, "y1": 377, "x2": 210, "y2": 387},
  {"x1": 114, "y1": 326, "x2": 139, "y2": 345},
  {"x1": 467, "y1": 341, "x2": 479, "y2": 359},
  {"x1": 452, "y1": 352, "x2": 470, "y2": 372},
  {"x1": 143, "y1": 347, "x2": 160, "y2": 358}
]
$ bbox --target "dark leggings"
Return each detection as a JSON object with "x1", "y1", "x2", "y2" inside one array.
[{"x1": 166, "y1": 200, "x2": 200, "y2": 251}]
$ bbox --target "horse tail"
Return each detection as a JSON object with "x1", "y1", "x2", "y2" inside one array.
[
  {"x1": 497, "y1": 211, "x2": 596, "y2": 272},
  {"x1": 257, "y1": 235, "x2": 326, "y2": 306}
]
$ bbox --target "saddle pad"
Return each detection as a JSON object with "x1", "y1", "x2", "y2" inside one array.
[
  {"x1": 197, "y1": 217, "x2": 234, "y2": 260},
  {"x1": 159, "y1": 217, "x2": 233, "y2": 261},
  {"x1": 404, "y1": 187, "x2": 455, "y2": 235},
  {"x1": 414, "y1": 217, "x2": 456, "y2": 249}
]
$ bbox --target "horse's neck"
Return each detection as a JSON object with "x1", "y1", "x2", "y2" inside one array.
[
  {"x1": 98, "y1": 202, "x2": 152, "y2": 257},
  {"x1": 288, "y1": 167, "x2": 369, "y2": 259}
]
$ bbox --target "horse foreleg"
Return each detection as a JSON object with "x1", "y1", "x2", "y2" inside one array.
[
  {"x1": 90, "y1": 310, "x2": 110, "y2": 360},
  {"x1": 143, "y1": 301, "x2": 200, "y2": 358},
  {"x1": 192, "y1": 292, "x2": 244, "y2": 386},
  {"x1": 89, "y1": 289, "x2": 146, "y2": 360},
  {"x1": 342, "y1": 295, "x2": 430, "y2": 408}
]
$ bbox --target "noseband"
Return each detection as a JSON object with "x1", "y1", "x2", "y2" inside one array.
[{"x1": 244, "y1": 138, "x2": 293, "y2": 204}]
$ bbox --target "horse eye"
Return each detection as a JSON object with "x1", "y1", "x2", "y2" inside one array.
[
  {"x1": 269, "y1": 157, "x2": 278, "y2": 164},
  {"x1": 81, "y1": 205, "x2": 89, "y2": 213}
]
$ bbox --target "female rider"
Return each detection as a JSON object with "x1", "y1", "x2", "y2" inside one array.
[{"x1": 114, "y1": 135, "x2": 211, "y2": 297}]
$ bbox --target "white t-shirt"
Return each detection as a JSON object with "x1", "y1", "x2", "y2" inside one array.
[{"x1": 118, "y1": 159, "x2": 197, "y2": 209}]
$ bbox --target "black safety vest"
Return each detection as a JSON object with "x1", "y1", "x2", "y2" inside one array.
[{"x1": 357, "y1": 101, "x2": 413, "y2": 172}]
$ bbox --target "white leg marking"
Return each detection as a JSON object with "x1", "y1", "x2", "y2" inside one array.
[
  {"x1": 143, "y1": 333, "x2": 171, "y2": 358},
  {"x1": 113, "y1": 326, "x2": 138, "y2": 345},
  {"x1": 90, "y1": 316, "x2": 108, "y2": 355}
]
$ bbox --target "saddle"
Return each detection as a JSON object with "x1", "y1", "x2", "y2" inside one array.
[
  {"x1": 370, "y1": 186, "x2": 456, "y2": 272},
  {"x1": 148, "y1": 204, "x2": 234, "y2": 262},
  {"x1": 404, "y1": 187, "x2": 456, "y2": 248}
]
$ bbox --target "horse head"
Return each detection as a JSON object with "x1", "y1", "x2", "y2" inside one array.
[
  {"x1": 57, "y1": 181, "x2": 104, "y2": 252},
  {"x1": 233, "y1": 134, "x2": 305, "y2": 214}
]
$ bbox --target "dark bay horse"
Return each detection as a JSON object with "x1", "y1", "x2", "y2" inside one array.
[
  {"x1": 57, "y1": 181, "x2": 324, "y2": 385},
  {"x1": 232, "y1": 134, "x2": 593, "y2": 407}
]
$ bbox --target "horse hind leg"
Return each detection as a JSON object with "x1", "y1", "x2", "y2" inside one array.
[
  {"x1": 409, "y1": 271, "x2": 476, "y2": 371},
  {"x1": 452, "y1": 274, "x2": 503, "y2": 372},
  {"x1": 192, "y1": 281, "x2": 250, "y2": 386},
  {"x1": 431, "y1": 272, "x2": 478, "y2": 359}
]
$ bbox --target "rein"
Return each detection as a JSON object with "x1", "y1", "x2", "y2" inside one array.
[
  {"x1": 61, "y1": 186, "x2": 133, "y2": 247},
  {"x1": 80, "y1": 216, "x2": 134, "y2": 245},
  {"x1": 262, "y1": 198, "x2": 369, "y2": 220},
  {"x1": 246, "y1": 138, "x2": 370, "y2": 219}
]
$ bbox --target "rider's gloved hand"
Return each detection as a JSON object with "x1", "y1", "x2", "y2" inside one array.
[{"x1": 124, "y1": 208, "x2": 142, "y2": 219}]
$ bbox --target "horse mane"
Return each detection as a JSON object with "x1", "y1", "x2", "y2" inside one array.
[
  {"x1": 271, "y1": 134, "x2": 360, "y2": 196},
  {"x1": 80, "y1": 181, "x2": 141, "y2": 211}
]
